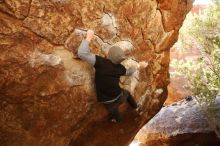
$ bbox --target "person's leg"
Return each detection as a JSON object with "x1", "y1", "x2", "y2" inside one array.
[
  {"x1": 104, "y1": 101, "x2": 121, "y2": 122},
  {"x1": 123, "y1": 90, "x2": 138, "y2": 109}
]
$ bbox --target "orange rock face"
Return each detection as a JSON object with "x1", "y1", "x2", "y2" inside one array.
[{"x1": 0, "y1": 0, "x2": 192, "y2": 146}]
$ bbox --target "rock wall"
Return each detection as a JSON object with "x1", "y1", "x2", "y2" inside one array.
[{"x1": 0, "y1": 0, "x2": 192, "y2": 146}]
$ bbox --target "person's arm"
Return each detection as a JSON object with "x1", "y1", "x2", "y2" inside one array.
[
  {"x1": 77, "y1": 30, "x2": 96, "y2": 66},
  {"x1": 125, "y1": 61, "x2": 148, "y2": 76},
  {"x1": 125, "y1": 67, "x2": 136, "y2": 76}
]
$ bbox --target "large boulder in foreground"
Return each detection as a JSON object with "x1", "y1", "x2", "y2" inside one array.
[
  {"x1": 0, "y1": 0, "x2": 192, "y2": 146},
  {"x1": 133, "y1": 97, "x2": 220, "y2": 146}
]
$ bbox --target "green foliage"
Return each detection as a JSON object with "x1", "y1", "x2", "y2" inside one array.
[{"x1": 171, "y1": 1, "x2": 220, "y2": 103}]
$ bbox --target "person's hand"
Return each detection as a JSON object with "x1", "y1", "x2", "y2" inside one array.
[
  {"x1": 138, "y1": 61, "x2": 148, "y2": 69},
  {"x1": 86, "y1": 29, "x2": 95, "y2": 42}
]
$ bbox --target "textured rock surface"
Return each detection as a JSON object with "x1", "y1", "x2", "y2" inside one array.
[
  {"x1": 133, "y1": 97, "x2": 220, "y2": 146},
  {"x1": 0, "y1": 0, "x2": 192, "y2": 146}
]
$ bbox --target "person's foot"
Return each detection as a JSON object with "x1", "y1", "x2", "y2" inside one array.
[
  {"x1": 110, "y1": 118, "x2": 121, "y2": 123},
  {"x1": 111, "y1": 118, "x2": 117, "y2": 123},
  {"x1": 109, "y1": 115, "x2": 122, "y2": 123}
]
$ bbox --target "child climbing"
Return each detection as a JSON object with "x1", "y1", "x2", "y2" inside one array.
[{"x1": 77, "y1": 30, "x2": 148, "y2": 122}]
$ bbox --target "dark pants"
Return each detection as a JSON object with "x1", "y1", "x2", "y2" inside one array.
[{"x1": 103, "y1": 90, "x2": 137, "y2": 121}]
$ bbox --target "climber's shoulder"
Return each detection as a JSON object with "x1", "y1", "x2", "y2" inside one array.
[{"x1": 94, "y1": 55, "x2": 110, "y2": 68}]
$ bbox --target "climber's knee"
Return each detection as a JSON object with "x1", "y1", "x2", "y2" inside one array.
[{"x1": 122, "y1": 89, "x2": 138, "y2": 109}]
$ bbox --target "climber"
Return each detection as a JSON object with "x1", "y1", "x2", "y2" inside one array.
[{"x1": 77, "y1": 29, "x2": 148, "y2": 122}]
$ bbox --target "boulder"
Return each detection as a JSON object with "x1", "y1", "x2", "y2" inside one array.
[
  {"x1": 134, "y1": 97, "x2": 220, "y2": 146},
  {"x1": 0, "y1": 0, "x2": 192, "y2": 146}
]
